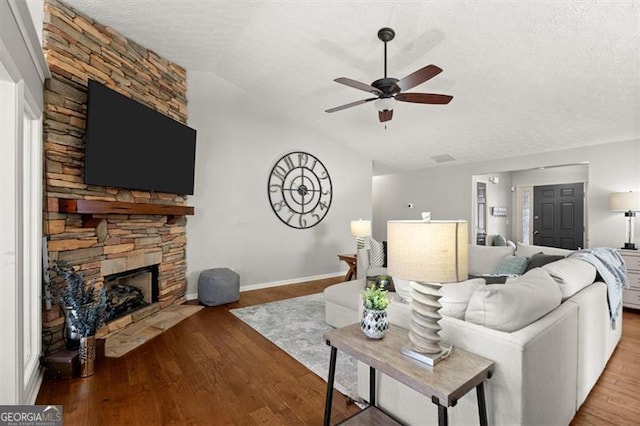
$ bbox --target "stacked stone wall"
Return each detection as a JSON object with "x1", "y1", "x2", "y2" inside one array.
[{"x1": 42, "y1": 0, "x2": 191, "y2": 352}]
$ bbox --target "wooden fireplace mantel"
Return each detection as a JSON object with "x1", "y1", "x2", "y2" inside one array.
[{"x1": 57, "y1": 199, "x2": 194, "y2": 225}]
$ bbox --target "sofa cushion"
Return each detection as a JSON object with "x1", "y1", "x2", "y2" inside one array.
[
  {"x1": 542, "y1": 258, "x2": 597, "y2": 300},
  {"x1": 439, "y1": 278, "x2": 485, "y2": 319},
  {"x1": 323, "y1": 279, "x2": 365, "y2": 311},
  {"x1": 468, "y1": 245, "x2": 515, "y2": 275},
  {"x1": 524, "y1": 252, "x2": 566, "y2": 272},
  {"x1": 516, "y1": 242, "x2": 572, "y2": 258},
  {"x1": 493, "y1": 255, "x2": 529, "y2": 275},
  {"x1": 465, "y1": 268, "x2": 562, "y2": 332}
]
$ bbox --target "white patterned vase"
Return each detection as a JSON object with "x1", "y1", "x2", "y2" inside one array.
[{"x1": 360, "y1": 308, "x2": 389, "y2": 339}]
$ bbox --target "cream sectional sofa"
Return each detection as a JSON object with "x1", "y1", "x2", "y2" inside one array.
[{"x1": 324, "y1": 244, "x2": 622, "y2": 426}]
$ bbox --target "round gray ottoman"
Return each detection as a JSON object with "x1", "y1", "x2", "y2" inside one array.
[{"x1": 198, "y1": 268, "x2": 240, "y2": 306}]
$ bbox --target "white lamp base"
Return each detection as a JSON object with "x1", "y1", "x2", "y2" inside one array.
[
  {"x1": 401, "y1": 342, "x2": 453, "y2": 366},
  {"x1": 407, "y1": 281, "x2": 443, "y2": 353}
]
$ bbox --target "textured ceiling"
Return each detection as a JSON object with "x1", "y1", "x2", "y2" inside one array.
[{"x1": 61, "y1": 0, "x2": 640, "y2": 175}]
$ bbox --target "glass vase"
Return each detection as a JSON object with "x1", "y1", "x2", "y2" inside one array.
[{"x1": 79, "y1": 335, "x2": 96, "y2": 377}]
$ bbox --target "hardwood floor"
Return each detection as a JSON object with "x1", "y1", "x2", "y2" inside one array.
[
  {"x1": 571, "y1": 309, "x2": 640, "y2": 426},
  {"x1": 36, "y1": 276, "x2": 359, "y2": 425},
  {"x1": 37, "y1": 278, "x2": 640, "y2": 425}
]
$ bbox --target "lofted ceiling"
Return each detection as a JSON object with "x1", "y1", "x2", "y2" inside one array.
[{"x1": 60, "y1": 0, "x2": 640, "y2": 175}]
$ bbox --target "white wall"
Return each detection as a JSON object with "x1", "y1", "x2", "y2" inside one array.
[
  {"x1": 511, "y1": 164, "x2": 588, "y2": 187},
  {"x1": 373, "y1": 139, "x2": 640, "y2": 249},
  {"x1": 473, "y1": 172, "x2": 513, "y2": 242},
  {"x1": 186, "y1": 71, "x2": 372, "y2": 294}
]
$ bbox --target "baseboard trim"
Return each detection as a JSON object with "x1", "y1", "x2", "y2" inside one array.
[
  {"x1": 240, "y1": 272, "x2": 344, "y2": 292},
  {"x1": 25, "y1": 369, "x2": 43, "y2": 404},
  {"x1": 185, "y1": 271, "x2": 344, "y2": 301}
]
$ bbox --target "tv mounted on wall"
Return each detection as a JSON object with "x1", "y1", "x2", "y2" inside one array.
[{"x1": 85, "y1": 79, "x2": 197, "y2": 195}]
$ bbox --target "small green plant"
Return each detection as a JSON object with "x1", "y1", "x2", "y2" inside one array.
[
  {"x1": 361, "y1": 284, "x2": 389, "y2": 311},
  {"x1": 50, "y1": 260, "x2": 108, "y2": 337}
]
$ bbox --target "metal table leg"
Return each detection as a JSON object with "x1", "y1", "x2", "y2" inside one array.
[
  {"x1": 323, "y1": 345, "x2": 338, "y2": 426},
  {"x1": 369, "y1": 366, "x2": 376, "y2": 406},
  {"x1": 432, "y1": 396, "x2": 448, "y2": 426},
  {"x1": 437, "y1": 403, "x2": 448, "y2": 426},
  {"x1": 477, "y1": 382, "x2": 488, "y2": 426}
]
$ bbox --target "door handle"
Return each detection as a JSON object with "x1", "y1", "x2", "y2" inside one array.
[{"x1": 533, "y1": 231, "x2": 540, "y2": 235}]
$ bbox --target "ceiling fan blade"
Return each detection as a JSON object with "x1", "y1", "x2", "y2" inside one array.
[
  {"x1": 325, "y1": 97, "x2": 378, "y2": 113},
  {"x1": 334, "y1": 77, "x2": 383, "y2": 95},
  {"x1": 395, "y1": 65, "x2": 443, "y2": 92},
  {"x1": 395, "y1": 93, "x2": 453, "y2": 104},
  {"x1": 378, "y1": 109, "x2": 393, "y2": 122}
]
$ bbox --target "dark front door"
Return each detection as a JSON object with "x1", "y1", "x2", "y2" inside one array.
[{"x1": 533, "y1": 183, "x2": 584, "y2": 249}]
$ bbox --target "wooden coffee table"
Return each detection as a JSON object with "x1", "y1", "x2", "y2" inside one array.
[
  {"x1": 337, "y1": 253, "x2": 357, "y2": 281},
  {"x1": 323, "y1": 323, "x2": 494, "y2": 426}
]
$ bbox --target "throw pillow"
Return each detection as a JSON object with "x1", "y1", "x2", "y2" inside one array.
[
  {"x1": 467, "y1": 245, "x2": 515, "y2": 275},
  {"x1": 439, "y1": 278, "x2": 485, "y2": 319},
  {"x1": 382, "y1": 241, "x2": 388, "y2": 267},
  {"x1": 469, "y1": 274, "x2": 509, "y2": 284},
  {"x1": 542, "y1": 258, "x2": 597, "y2": 300},
  {"x1": 492, "y1": 234, "x2": 507, "y2": 246},
  {"x1": 369, "y1": 237, "x2": 385, "y2": 267},
  {"x1": 465, "y1": 268, "x2": 562, "y2": 332},
  {"x1": 492, "y1": 256, "x2": 529, "y2": 275},
  {"x1": 524, "y1": 252, "x2": 565, "y2": 272}
]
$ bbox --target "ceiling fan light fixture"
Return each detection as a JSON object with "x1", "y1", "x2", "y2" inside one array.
[
  {"x1": 326, "y1": 28, "x2": 452, "y2": 123},
  {"x1": 375, "y1": 97, "x2": 396, "y2": 111}
]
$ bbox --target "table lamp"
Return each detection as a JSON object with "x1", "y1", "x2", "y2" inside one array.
[
  {"x1": 610, "y1": 191, "x2": 640, "y2": 250},
  {"x1": 350, "y1": 219, "x2": 372, "y2": 251},
  {"x1": 387, "y1": 220, "x2": 468, "y2": 365}
]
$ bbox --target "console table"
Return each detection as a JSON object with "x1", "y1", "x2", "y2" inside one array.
[
  {"x1": 337, "y1": 254, "x2": 357, "y2": 281},
  {"x1": 323, "y1": 323, "x2": 494, "y2": 426}
]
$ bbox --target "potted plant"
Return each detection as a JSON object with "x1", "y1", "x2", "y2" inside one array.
[
  {"x1": 360, "y1": 284, "x2": 390, "y2": 339},
  {"x1": 50, "y1": 260, "x2": 108, "y2": 377}
]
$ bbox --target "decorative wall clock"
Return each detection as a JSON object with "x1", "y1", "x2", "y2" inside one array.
[{"x1": 268, "y1": 151, "x2": 333, "y2": 229}]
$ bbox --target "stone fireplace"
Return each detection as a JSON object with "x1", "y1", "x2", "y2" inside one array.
[
  {"x1": 103, "y1": 259, "x2": 160, "y2": 322},
  {"x1": 41, "y1": 0, "x2": 192, "y2": 352}
]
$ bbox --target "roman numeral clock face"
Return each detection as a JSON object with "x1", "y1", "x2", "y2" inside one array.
[{"x1": 268, "y1": 152, "x2": 333, "y2": 229}]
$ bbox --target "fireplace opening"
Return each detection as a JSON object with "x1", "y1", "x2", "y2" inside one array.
[{"x1": 104, "y1": 264, "x2": 159, "y2": 322}]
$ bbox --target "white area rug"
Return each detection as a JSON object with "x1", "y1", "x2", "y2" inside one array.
[{"x1": 230, "y1": 293, "x2": 358, "y2": 400}]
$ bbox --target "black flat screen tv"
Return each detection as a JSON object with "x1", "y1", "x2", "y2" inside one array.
[{"x1": 84, "y1": 79, "x2": 197, "y2": 195}]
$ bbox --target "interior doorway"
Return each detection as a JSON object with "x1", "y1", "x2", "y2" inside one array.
[{"x1": 473, "y1": 164, "x2": 589, "y2": 248}]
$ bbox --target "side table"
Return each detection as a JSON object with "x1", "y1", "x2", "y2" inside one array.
[
  {"x1": 337, "y1": 254, "x2": 357, "y2": 281},
  {"x1": 619, "y1": 249, "x2": 640, "y2": 309},
  {"x1": 323, "y1": 323, "x2": 494, "y2": 426}
]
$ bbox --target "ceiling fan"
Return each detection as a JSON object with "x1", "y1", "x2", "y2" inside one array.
[{"x1": 325, "y1": 27, "x2": 453, "y2": 123}]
